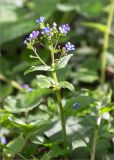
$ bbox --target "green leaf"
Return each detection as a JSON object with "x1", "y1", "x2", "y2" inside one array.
[
  {"x1": 0, "y1": 84, "x2": 13, "y2": 101},
  {"x1": 36, "y1": 75, "x2": 54, "y2": 88},
  {"x1": 100, "y1": 103, "x2": 114, "y2": 115},
  {"x1": 65, "y1": 96, "x2": 94, "y2": 116},
  {"x1": 3, "y1": 134, "x2": 26, "y2": 156},
  {"x1": 55, "y1": 54, "x2": 73, "y2": 70},
  {"x1": 39, "y1": 143, "x2": 67, "y2": 160},
  {"x1": 24, "y1": 65, "x2": 52, "y2": 75},
  {"x1": 4, "y1": 89, "x2": 50, "y2": 113},
  {"x1": 59, "y1": 81, "x2": 75, "y2": 91},
  {"x1": 75, "y1": 68, "x2": 99, "y2": 83},
  {"x1": 8, "y1": 116, "x2": 49, "y2": 133},
  {"x1": 82, "y1": 22, "x2": 107, "y2": 33}
]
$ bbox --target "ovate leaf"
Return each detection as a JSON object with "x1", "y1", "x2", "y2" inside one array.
[
  {"x1": 24, "y1": 65, "x2": 52, "y2": 75},
  {"x1": 4, "y1": 89, "x2": 50, "y2": 113},
  {"x1": 55, "y1": 54, "x2": 73, "y2": 70},
  {"x1": 8, "y1": 116, "x2": 49, "y2": 133},
  {"x1": 3, "y1": 134, "x2": 26, "y2": 156},
  {"x1": 65, "y1": 96, "x2": 94, "y2": 116},
  {"x1": 59, "y1": 81, "x2": 75, "y2": 91},
  {"x1": 36, "y1": 75, "x2": 54, "y2": 88}
]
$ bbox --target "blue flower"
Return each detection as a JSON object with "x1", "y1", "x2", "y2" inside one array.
[
  {"x1": 65, "y1": 42, "x2": 75, "y2": 51},
  {"x1": 42, "y1": 27, "x2": 50, "y2": 34},
  {"x1": 36, "y1": 17, "x2": 45, "y2": 24},
  {"x1": 30, "y1": 31, "x2": 39, "y2": 39},
  {"x1": 0, "y1": 136, "x2": 7, "y2": 144},
  {"x1": 59, "y1": 24, "x2": 70, "y2": 35},
  {"x1": 21, "y1": 84, "x2": 33, "y2": 92},
  {"x1": 73, "y1": 102, "x2": 79, "y2": 109}
]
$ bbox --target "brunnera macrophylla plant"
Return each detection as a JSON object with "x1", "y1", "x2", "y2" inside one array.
[{"x1": 24, "y1": 16, "x2": 76, "y2": 153}]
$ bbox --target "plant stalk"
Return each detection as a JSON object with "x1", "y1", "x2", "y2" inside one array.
[
  {"x1": 90, "y1": 126, "x2": 98, "y2": 160},
  {"x1": 101, "y1": 0, "x2": 114, "y2": 86},
  {"x1": 50, "y1": 50, "x2": 68, "y2": 153}
]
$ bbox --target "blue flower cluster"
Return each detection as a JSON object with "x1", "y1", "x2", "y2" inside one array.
[
  {"x1": 24, "y1": 31, "x2": 39, "y2": 44},
  {"x1": 24, "y1": 17, "x2": 75, "y2": 52}
]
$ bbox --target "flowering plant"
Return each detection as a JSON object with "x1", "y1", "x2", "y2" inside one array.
[{"x1": 24, "y1": 17, "x2": 75, "y2": 154}]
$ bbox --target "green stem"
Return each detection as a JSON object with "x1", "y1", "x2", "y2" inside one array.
[
  {"x1": 90, "y1": 126, "x2": 98, "y2": 160},
  {"x1": 50, "y1": 50, "x2": 68, "y2": 152},
  {"x1": 91, "y1": 116, "x2": 101, "y2": 160},
  {"x1": 101, "y1": 0, "x2": 114, "y2": 86}
]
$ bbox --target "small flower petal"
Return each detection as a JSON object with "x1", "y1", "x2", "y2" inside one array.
[
  {"x1": 42, "y1": 27, "x2": 50, "y2": 34},
  {"x1": 29, "y1": 31, "x2": 39, "y2": 39},
  {"x1": 36, "y1": 17, "x2": 45, "y2": 24},
  {"x1": 65, "y1": 42, "x2": 75, "y2": 51}
]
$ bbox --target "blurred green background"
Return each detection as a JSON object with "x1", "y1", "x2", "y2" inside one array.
[{"x1": 0, "y1": 0, "x2": 114, "y2": 159}]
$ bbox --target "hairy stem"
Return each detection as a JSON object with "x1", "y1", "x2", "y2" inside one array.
[
  {"x1": 101, "y1": 0, "x2": 114, "y2": 86},
  {"x1": 50, "y1": 50, "x2": 68, "y2": 152}
]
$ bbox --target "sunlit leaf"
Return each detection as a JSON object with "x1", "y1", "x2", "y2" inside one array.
[
  {"x1": 55, "y1": 54, "x2": 73, "y2": 70},
  {"x1": 3, "y1": 134, "x2": 26, "y2": 156},
  {"x1": 24, "y1": 65, "x2": 52, "y2": 75},
  {"x1": 4, "y1": 89, "x2": 50, "y2": 113},
  {"x1": 36, "y1": 75, "x2": 54, "y2": 88},
  {"x1": 59, "y1": 81, "x2": 75, "y2": 91},
  {"x1": 100, "y1": 103, "x2": 114, "y2": 114}
]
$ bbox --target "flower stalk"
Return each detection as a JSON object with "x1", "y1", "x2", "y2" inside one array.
[{"x1": 50, "y1": 49, "x2": 68, "y2": 152}]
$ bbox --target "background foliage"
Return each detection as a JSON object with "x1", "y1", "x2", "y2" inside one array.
[{"x1": 0, "y1": 0, "x2": 114, "y2": 159}]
